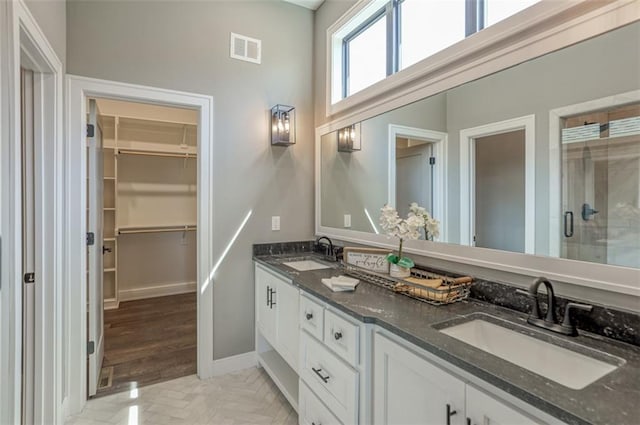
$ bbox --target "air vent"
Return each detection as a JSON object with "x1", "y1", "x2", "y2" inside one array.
[{"x1": 230, "y1": 32, "x2": 261, "y2": 65}]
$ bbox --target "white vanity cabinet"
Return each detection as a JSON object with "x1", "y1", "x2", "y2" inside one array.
[
  {"x1": 255, "y1": 263, "x2": 300, "y2": 410},
  {"x1": 298, "y1": 292, "x2": 371, "y2": 425},
  {"x1": 373, "y1": 332, "x2": 554, "y2": 425},
  {"x1": 373, "y1": 333, "x2": 466, "y2": 425},
  {"x1": 466, "y1": 385, "x2": 541, "y2": 425}
]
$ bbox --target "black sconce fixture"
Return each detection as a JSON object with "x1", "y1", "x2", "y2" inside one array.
[
  {"x1": 337, "y1": 123, "x2": 361, "y2": 152},
  {"x1": 271, "y1": 104, "x2": 295, "y2": 146}
]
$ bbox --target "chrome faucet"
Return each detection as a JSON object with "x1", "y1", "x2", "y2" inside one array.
[{"x1": 517, "y1": 277, "x2": 593, "y2": 336}]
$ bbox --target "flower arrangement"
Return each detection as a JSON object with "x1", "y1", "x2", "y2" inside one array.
[
  {"x1": 379, "y1": 203, "x2": 441, "y2": 276},
  {"x1": 409, "y1": 202, "x2": 440, "y2": 241}
]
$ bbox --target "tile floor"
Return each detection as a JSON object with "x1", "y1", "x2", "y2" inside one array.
[{"x1": 66, "y1": 368, "x2": 298, "y2": 425}]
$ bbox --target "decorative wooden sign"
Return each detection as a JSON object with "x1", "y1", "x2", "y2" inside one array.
[{"x1": 343, "y1": 247, "x2": 392, "y2": 273}]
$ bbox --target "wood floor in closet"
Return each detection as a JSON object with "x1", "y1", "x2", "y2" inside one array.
[{"x1": 94, "y1": 292, "x2": 197, "y2": 398}]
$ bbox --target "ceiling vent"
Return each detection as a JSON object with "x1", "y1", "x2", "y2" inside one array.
[{"x1": 230, "y1": 32, "x2": 262, "y2": 65}]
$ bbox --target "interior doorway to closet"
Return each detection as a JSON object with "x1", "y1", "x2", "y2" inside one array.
[{"x1": 86, "y1": 98, "x2": 198, "y2": 398}]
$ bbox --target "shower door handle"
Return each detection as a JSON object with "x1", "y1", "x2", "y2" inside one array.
[{"x1": 564, "y1": 211, "x2": 574, "y2": 237}]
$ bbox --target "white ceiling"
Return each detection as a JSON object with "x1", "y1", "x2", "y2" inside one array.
[{"x1": 283, "y1": 0, "x2": 324, "y2": 11}]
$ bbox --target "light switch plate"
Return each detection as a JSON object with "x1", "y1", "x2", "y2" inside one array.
[
  {"x1": 344, "y1": 214, "x2": 351, "y2": 228},
  {"x1": 272, "y1": 216, "x2": 281, "y2": 231}
]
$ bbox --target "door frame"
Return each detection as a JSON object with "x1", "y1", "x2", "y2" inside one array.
[
  {"x1": 0, "y1": 1, "x2": 64, "y2": 424},
  {"x1": 388, "y1": 124, "x2": 448, "y2": 242},
  {"x1": 65, "y1": 75, "x2": 215, "y2": 415},
  {"x1": 459, "y1": 114, "x2": 535, "y2": 254},
  {"x1": 548, "y1": 90, "x2": 640, "y2": 257}
]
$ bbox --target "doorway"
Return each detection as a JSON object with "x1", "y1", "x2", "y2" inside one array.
[
  {"x1": 85, "y1": 98, "x2": 199, "y2": 398},
  {"x1": 65, "y1": 76, "x2": 215, "y2": 415},
  {"x1": 1, "y1": 2, "x2": 64, "y2": 424},
  {"x1": 474, "y1": 130, "x2": 526, "y2": 252},
  {"x1": 459, "y1": 115, "x2": 535, "y2": 253},
  {"x1": 388, "y1": 124, "x2": 448, "y2": 242}
]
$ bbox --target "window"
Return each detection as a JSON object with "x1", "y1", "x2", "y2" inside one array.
[
  {"x1": 344, "y1": 10, "x2": 388, "y2": 96},
  {"x1": 399, "y1": 0, "x2": 466, "y2": 70},
  {"x1": 334, "y1": 0, "x2": 540, "y2": 104}
]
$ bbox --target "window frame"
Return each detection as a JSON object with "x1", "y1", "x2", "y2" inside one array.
[{"x1": 326, "y1": 0, "x2": 573, "y2": 118}]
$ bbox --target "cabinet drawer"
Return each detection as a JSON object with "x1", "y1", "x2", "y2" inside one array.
[
  {"x1": 300, "y1": 331, "x2": 358, "y2": 425},
  {"x1": 324, "y1": 309, "x2": 359, "y2": 367},
  {"x1": 300, "y1": 294, "x2": 324, "y2": 340},
  {"x1": 299, "y1": 380, "x2": 343, "y2": 425}
]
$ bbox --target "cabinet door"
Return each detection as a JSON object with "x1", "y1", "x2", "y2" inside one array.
[
  {"x1": 466, "y1": 385, "x2": 541, "y2": 425},
  {"x1": 275, "y1": 278, "x2": 300, "y2": 372},
  {"x1": 255, "y1": 265, "x2": 276, "y2": 345},
  {"x1": 373, "y1": 333, "x2": 466, "y2": 425}
]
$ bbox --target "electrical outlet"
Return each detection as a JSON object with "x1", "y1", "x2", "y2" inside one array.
[
  {"x1": 272, "y1": 216, "x2": 280, "y2": 231},
  {"x1": 344, "y1": 214, "x2": 351, "y2": 228}
]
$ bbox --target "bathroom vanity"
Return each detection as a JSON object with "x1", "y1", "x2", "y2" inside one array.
[{"x1": 253, "y1": 244, "x2": 640, "y2": 425}]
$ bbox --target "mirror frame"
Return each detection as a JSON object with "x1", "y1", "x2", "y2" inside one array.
[{"x1": 315, "y1": 1, "x2": 640, "y2": 298}]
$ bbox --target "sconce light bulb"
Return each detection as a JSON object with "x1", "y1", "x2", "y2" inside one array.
[
  {"x1": 350, "y1": 127, "x2": 355, "y2": 142},
  {"x1": 284, "y1": 113, "x2": 290, "y2": 133},
  {"x1": 277, "y1": 118, "x2": 284, "y2": 133}
]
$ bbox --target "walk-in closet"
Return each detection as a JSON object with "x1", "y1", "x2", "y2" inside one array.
[{"x1": 89, "y1": 99, "x2": 198, "y2": 397}]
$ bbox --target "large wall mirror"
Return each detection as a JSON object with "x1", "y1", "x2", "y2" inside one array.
[{"x1": 318, "y1": 22, "x2": 640, "y2": 283}]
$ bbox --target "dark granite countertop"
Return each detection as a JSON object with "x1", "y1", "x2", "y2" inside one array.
[{"x1": 254, "y1": 252, "x2": 640, "y2": 425}]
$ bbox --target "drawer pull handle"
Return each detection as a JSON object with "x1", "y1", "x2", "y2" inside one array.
[
  {"x1": 334, "y1": 331, "x2": 342, "y2": 340},
  {"x1": 446, "y1": 404, "x2": 457, "y2": 425},
  {"x1": 306, "y1": 312, "x2": 313, "y2": 320},
  {"x1": 311, "y1": 367, "x2": 330, "y2": 383}
]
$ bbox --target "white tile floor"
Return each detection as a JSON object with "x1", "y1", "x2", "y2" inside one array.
[{"x1": 66, "y1": 367, "x2": 298, "y2": 425}]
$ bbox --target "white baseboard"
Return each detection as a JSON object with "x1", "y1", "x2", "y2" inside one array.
[
  {"x1": 103, "y1": 298, "x2": 119, "y2": 310},
  {"x1": 206, "y1": 351, "x2": 257, "y2": 377},
  {"x1": 118, "y1": 281, "x2": 196, "y2": 302}
]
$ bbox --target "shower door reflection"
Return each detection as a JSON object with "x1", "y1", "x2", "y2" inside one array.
[{"x1": 561, "y1": 103, "x2": 640, "y2": 268}]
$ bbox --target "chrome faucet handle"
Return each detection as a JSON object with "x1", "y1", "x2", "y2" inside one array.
[{"x1": 560, "y1": 302, "x2": 593, "y2": 335}]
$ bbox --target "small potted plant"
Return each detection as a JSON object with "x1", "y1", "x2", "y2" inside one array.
[
  {"x1": 379, "y1": 204, "x2": 422, "y2": 278},
  {"x1": 380, "y1": 203, "x2": 441, "y2": 278}
]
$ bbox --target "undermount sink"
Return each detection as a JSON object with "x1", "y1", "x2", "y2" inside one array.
[
  {"x1": 282, "y1": 260, "x2": 331, "y2": 271},
  {"x1": 440, "y1": 318, "x2": 621, "y2": 390}
]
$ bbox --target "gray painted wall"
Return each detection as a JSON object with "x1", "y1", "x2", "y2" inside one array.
[
  {"x1": 67, "y1": 0, "x2": 314, "y2": 359},
  {"x1": 24, "y1": 0, "x2": 66, "y2": 68}
]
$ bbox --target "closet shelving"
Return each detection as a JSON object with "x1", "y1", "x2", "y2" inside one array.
[{"x1": 98, "y1": 110, "x2": 197, "y2": 309}]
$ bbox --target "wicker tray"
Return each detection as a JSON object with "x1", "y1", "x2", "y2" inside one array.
[{"x1": 342, "y1": 263, "x2": 472, "y2": 306}]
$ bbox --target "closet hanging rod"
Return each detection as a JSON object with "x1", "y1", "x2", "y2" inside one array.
[
  {"x1": 117, "y1": 148, "x2": 197, "y2": 159},
  {"x1": 118, "y1": 225, "x2": 197, "y2": 235}
]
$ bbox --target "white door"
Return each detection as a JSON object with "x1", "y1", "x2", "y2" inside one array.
[
  {"x1": 396, "y1": 141, "x2": 433, "y2": 218},
  {"x1": 21, "y1": 68, "x2": 36, "y2": 425},
  {"x1": 255, "y1": 265, "x2": 276, "y2": 345},
  {"x1": 87, "y1": 99, "x2": 104, "y2": 397},
  {"x1": 275, "y1": 279, "x2": 299, "y2": 372},
  {"x1": 466, "y1": 385, "x2": 539, "y2": 425},
  {"x1": 373, "y1": 333, "x2": 466, "y2": 425}
]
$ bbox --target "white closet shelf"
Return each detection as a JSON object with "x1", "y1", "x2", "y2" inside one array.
[
  {"x1": 102, "y1": 113, "x2": 197, "y2": 128},
  {"x1": 117, "y1": 224, "x2": 197, "y2": 235},
  {"x1": 117, "y1": 148, "x2": 197, "y2": 159}
]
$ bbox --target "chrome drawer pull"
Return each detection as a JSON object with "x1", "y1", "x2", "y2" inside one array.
[{"x1": 311, "y1": 367, "x2": 330, "y2": 383}]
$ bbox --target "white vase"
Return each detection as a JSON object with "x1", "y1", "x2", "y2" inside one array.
[{"x1": 389, "y1": 263, "x2": 411, "y2": 278}]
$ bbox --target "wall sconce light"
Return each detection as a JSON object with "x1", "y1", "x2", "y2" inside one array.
[
  {"x1": 338, "y1": 123, "x2": 361, "y2": 152},
  {"x1": 271, "y1": 104, "x2": 296, "y2": 146}
]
